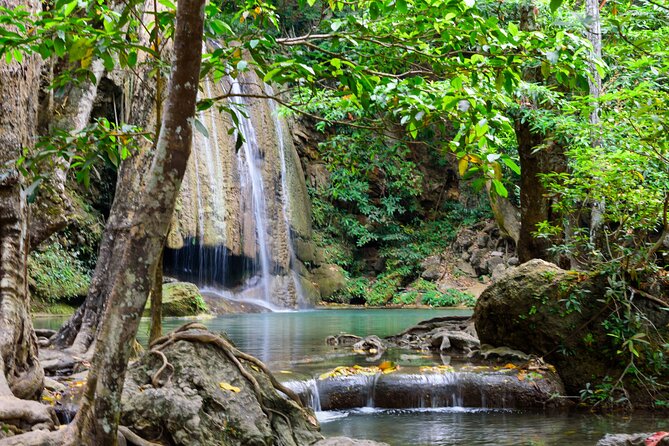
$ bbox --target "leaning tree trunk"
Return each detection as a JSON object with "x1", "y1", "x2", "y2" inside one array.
[
  {"x1": 66, "y1": 0, "x2": 205, "y2": 442},
  {"x1": 1, "y1": 0, "x2": 204, "y2": 442},
  {"x1": 50, "y1": 0, "x2": 167, "y2": 353}
]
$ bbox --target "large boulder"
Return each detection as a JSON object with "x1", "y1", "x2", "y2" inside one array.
[
  {"x1": 311, "y1": 264, "x2": 347, "y2": 300},
  {"x1": 474, "y1": 259, "x2": 669, "y2": 401},
  {"x1": 121, "y1": 327, "x2": 323, "y2": 446}
]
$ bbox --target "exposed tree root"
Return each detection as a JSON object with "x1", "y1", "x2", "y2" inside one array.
[
  {"x1": 148, "y1": 350, "x2": 173, "y2": 388},
  {"x1": 0, "y1": 396, "x2": 58, "y2": 433},
  {"x1": 118, "y1": 425, "x2": 161, "y2": 446},
  {"x1": 149, "y1": 322, "x2": 303, "y2": 406}
]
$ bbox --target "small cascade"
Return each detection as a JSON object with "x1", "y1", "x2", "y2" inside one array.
[
  {"x1": 283, "y1": 379, "x2": 322, "y2": 412},
  {"x1": 289, "y1": 371, "x2": 537, "y2": 411}
]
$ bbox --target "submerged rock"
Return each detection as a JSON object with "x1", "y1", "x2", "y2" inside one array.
[{"x1": 121, "y1": 328, "x2": 323, "y2": 446}]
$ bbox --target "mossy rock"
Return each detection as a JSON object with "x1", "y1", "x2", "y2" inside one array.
[
  {"x1": 145, "y1": 282, "x2": 209, "y2": 317},
  {"x1": 312, "y1": 264, "x2": 347, "y2": 300}
]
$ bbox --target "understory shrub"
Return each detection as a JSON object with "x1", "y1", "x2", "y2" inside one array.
[{"x1": 28, "y1": 240, "x2": 91, "y2": 304}]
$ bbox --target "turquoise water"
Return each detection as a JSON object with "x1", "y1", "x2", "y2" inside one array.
[
  {"x1": 34, "y1": 308, "x2": 668, "y2": 445},
  {"x1": 319, "y1": 408, "x2": 668, "y2": 446}
]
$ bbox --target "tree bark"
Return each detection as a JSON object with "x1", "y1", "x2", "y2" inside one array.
[
  {"x1": 51, "y1": 0, "x2": 168, "y2": 353},
  {"x1": 149, "y1": 250, "x2": 163, "y2": 344},
  {"x1": 586, "y1": 0, "x2": 604, "y2": 244},
  {"x1": 0, "y1": 0, "x2": 43, "y2": 401},
  {"x1": 28, "y1": 60, "x2": 105, "y2": 250},
  {"x1": 64, "y1": 0, "x2": 205, "y2": 442},
  {"x1": 515, "y1": 121, "x2": 567, "y2": 263},
  {"x1": 514, "y1": 1, "x2": 569, "y2": 263}
]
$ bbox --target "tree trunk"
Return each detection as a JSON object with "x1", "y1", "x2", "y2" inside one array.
[
  {"x1": 50, "y1": 0, "x2": 167, "y2": 353},
  {"x1": 514, "y1": 1, "x2": 569, "y2": 263},
  {"x1": 0, "y1": 0, "x2": 43, "y2": 402},
  {"x1": 586, "y1": 0, "x2": 604, "y2": 244},
  {"x1": 149, "y1": 249, "x2": 163, "y2": 344},
  {"x1": 28, "y1": 60, "x2": 105, "y2": 250},
  {"x1": 64, "y1": 0, "x2": 205, "y2": 442},
  {"x1": 515, "y1": 122, "x2": 567, "y2": 263}
]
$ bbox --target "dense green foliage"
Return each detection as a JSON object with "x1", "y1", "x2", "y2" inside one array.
[{"x1": 28, "y1": 241, "x2": 91, "y2": 306}]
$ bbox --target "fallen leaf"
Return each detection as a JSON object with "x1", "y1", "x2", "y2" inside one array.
[{"x1": 219, "y1": 382, "x2": 241, "y2": 393}]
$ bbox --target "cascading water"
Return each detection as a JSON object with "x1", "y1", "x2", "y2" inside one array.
[
  {"x1": 165, "y1": 70, "x2": 315, "y2": 309},
  {"x1": 228, "y1": 77, "x2": 273, "y2": 303}
]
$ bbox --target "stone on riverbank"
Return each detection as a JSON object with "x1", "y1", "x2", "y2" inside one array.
[{"x1": 121, "y1": 327, "x2": 323, "y2": 446}]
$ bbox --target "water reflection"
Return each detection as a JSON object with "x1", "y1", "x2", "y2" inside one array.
[{"x1": 319, "y1": 408, "x2": 669, "y2": 446}]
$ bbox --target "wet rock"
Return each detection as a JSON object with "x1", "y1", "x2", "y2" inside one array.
[
  {"x1": 326, "y1": 334, "x2": 363, "y2": 346},
  {"x1": 313, "y1": 437, "x2": 389, "y2": 446},
  {"x1": 476, "y1": 345, "x2": 530, "y2": 361},
  {"x1": 431, "y1": 330, "x2": 480, "y2": 353},
  {"x1": 121, "y1": 330, "x2": 322, "y2": 446},
  {"x1": 202, "y1": 292, "x2": 270, "y2": 314},
  {"x1": 353, "y1": 336, "x2": 386, "y2": 354},
  {"x1": 314, "y1": 370, "x2": 565, "y2": 411}
]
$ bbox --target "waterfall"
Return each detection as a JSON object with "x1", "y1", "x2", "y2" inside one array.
[
  {"x1": 165, "y1": 70, "x2": 315, "y2": 309},
  {"x1": 266, "y1": 84, "x2": 307, "y2": 307},
  {"x1": 228, "y1": 77, "x2": 273, "y2": 303}
]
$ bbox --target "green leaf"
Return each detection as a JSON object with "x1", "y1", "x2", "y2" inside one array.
[
  {"x1": 491, "y1": 179, "x2": 508, "y2": 197},
  {"x1": 549, "y1": 0, "x2": 564, "y2": 12},
  {"x1": 396, "y1": 0, "x2": 407, "y2": 13},
  {"x1": 193, "y1": 118, "x2": 209, "y2": 138},
  {"x1": 502, "y1": 157, "x2": 521, "y2": 175},
  {"x1": 62, "y1": 0, "x2": 78, "y2": 16}
]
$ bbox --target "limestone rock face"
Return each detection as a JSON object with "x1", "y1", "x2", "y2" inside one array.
[
  {"x1": 121, "y1": 337, "x2": 323, "y2": 446},
  {"x1": 166, "y1": 70, "x2": 317, "y2": 307}
]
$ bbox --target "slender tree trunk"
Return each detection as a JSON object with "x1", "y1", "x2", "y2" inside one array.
[
  {"x1": 514, "y1": 1, "x2": 569, "y2": 263},
  {"x1": 149, "y1": 249, "x2": 163, "y2": 344},
  {"x1": 0, "y1": 0, "x2": 43, "y2": 401},
  {"x1": 586, "y1": 0, "x2": 605, "y2": 244},
  {"x1": 65, "y1": 0, "x2": 205, "y2": 442}
]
